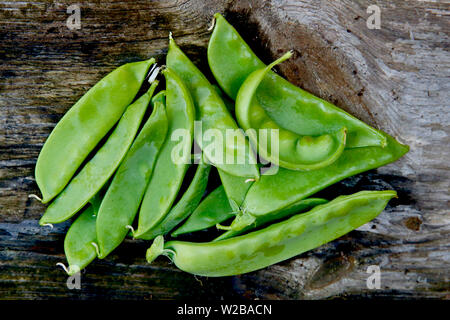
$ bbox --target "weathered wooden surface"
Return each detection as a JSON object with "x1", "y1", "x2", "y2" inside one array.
[{"x1": 0, "y1": 0, "x2": 449, "y2": 299}]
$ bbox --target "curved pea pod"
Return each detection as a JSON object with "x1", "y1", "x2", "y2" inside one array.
[
  {"x1": 208, "y1": 13, "x2": 386, "y2": 149},
  {"x1": 171, "y1": 185, "x2": 233, "y2": 237},
  {"x1": 167, "y1": 36, "x2": 259, "y2": 179},
  {"x1": 35, "y1": 59, "x2": 155, "y2": 203},
  {"x1": 236, "y1": 51, "x2": 347, "y2": 171},
  {"x1": 39, "y1": 82, "x2": 158, "y2": 225},
  {"x1": 215, "y1": 197, "x2": 328, "y2": 241},
  {"x1": 64, "y1": 204, "x2": 98, "y2": 276},
  {"x1": 134, "y1": 68, "x2": 195, "y2": 238},
  {"x1": 146, "y1": 190, "x2": 397, "y2": 277},
  {"x1": 236, "y1": 134, "x2": 408, "y2": 232},
  {"x1": 96, "y1": 99, "x2": 168, "y2": 259},
  {"x1": 137, "y1": 162, "x2": 211, "y2": 240}
]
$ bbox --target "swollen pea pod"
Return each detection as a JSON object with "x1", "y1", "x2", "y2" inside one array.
[
  {"x1": 236, "y1": 51, "x2": 347, "y2": 171},
  {"x1": 147, "y1": 190, "x2": 397, "y2": 277},
  {"x1": 63, "y1": 192, "x2": 103, "y2": 275},
  {"x1": 137, "y1": 162, "x2": 211, "y2": 240},
  {"x1": 96, "y1": 98, "x2": 168, "y2": 259},
  {"x1": 208, "y1": 13, "x2": 386, "y2": 149},
  {"x1": 35, "y1": 59, "x2": 155, "y2": 203},
  {"x1": 134, "y1": 68, "x2": 195, "y2": 238},
  {"x1": 215, "y1": 197, "x2": 328, "y2": 241},
  {"x1": 171, "y1": 185, "x2": 233, "y2": 237},
  {"x1": 166, "y1": 36, "x2": 259, "y2": 179},
  {"x1": 39, "y1": 81, "x2": 159, "y2": 225},
  {"x1": 227, "y1": 134, "x2": 408, "y2": 232}
]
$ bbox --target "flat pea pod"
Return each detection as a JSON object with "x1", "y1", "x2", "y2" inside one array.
[
  {"x1": 134, "y1": 68, "x2": 195, "y2": 238},
  {"x1": 64, "y1": 204, "x2": 98, "y2": 275},
  {"x1": 39, "y1": 82, "x2": 158, "y2": 225},
  {"x1": 208, "y1": 14, "x2": 386, "y2": 149},
  {"x1": 35, "y1": 59, "x2": 155, "y2": 203},
  {"x1": 236, "y1": 51, "x2": 347, "y2": 171},
  {"x1": 238, "y1": 134, "x2": 408, "y2": 229},
  {"x1": 215, "y1": 197, "x2": 328, "y2": 241},
  {"x1": 63, "y1": 192, "x2": 104, "y2": 275},
  {"x1": 147, "y1": 190, "x2": 397, "y2": 277},
  {"x1": 137, "y1": 162, "x2": 211, "y2": 240},
  {"x1": 217, "y1": 169, "x2": 253, "y2": 209},
  {"x1": 167, "y1": 36, "x2": 259, "y2": 179},
  {"x1": 171, "y1": 185, "x2": 233, "y2": 237},
  {"x1": 212, "y1": 85, "x2": 234, "y2": 113},
  {"x1": 96, "y1": 99, "x2": 168, "y2": 258}
]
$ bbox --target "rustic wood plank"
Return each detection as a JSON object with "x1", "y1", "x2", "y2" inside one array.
[{"x1": 1, "y1": 0, "x2": 449, "y2": 299}]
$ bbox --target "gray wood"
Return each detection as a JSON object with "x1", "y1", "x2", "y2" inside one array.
[{"x1": 0, "y1": 0, "x2": 448, "y2": 299}]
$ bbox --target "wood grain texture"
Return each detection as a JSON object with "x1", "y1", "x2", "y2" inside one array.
[{"x1": 1, "y1": 0, "x2": 449, "y2": 299}]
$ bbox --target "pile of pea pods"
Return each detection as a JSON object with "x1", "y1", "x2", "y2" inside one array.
[{"x1": 34, "y1": 14, "x2": 409, "y2": 277}]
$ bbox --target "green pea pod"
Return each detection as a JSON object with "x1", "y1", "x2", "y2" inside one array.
[
  {"x1": 208, "y1": 14, "x2": 386, "y2": 149},
  {"x1": 215, "y1": 197, "x2": 328, "y2": 241},
  {"x1": 231, "y1": 134, "x2": 408, "y2": 233},
  {"x1": 172, "y1": 184, "x2": 326, "y2": 238},
  {"x1": 152, "y1": 90, "x2": 166, "y2": 105},
  {"x1": 39, "y1": 82, "x2": 158, "y2": 225},
  {"x1": 212, "y1": 85, "x2": 234, "y2": 113},
  {"x1": 147, "y1": 190, "x2": 397, "y2": 277},
  {"x1": 171, "y1": 185, "x2": 233, "y2": 237},
  {"x1": 64, "y1": 204, "x2": 98, "y2": 276},
  {"x1": 88, "y1": 192, "x2": 103, "y2": 215},
  {"x1": 236, "y1": 51, "x2": 347, "y2": 171},
  {"x1": 134, "y1": 68, "x2": 195, "y2": 238},
  {"x1": 96, "y1": 99, "x2": 168, "y2": 259},
  {"x1": 137, "y1": 162, "x2": 211, "y2": 240},
  {"x1": 36, "y1": 59, "x2": 155, "y2": 203},
  {"x1": 217, "y1": 169, "x2": 254, "y2": 209},
  {"x1": 167, "y1": 36, "x2": 259, "y2": 179}
]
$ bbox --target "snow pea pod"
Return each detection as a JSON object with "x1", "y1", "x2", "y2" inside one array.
[
  {"x1": 39, "y1": 82, "x2": 158, "y2": 225},
  {"x1": 215, "y1": 197, "x2": 328, "y2": 241},
  {"x1": 208, "y1": 14, "x2": 385, "y2": 149},
  {"x1": 137, "y1": 162, "x2": 211, "y2": 240},
  {"x1": 147, "y1": 190, "x2": 397, "y2": 277},
  {"x1": 134, "y1": 68, "x2": 195, "y2": 238},
  {"x1": 64, "y1": 193, "x2": 102, "y2": 275},
  {"x1": 63, "y1": 192, "x2": 105, "y2": 275},
  {"x1": 217, "y1": 169, "x2": 253, "y2": 209},
  {"x1": 166, "y1": 36, "x2": 259, "y2": 179},
  {"x1": 212, "y1": 85, "x2": 234, "y2": 113},
  {"x1": 171, "y1": 185, "x2": 233, "y2": 237},
  {"x1": 229, "y1": 134, "x2": 408, "y2": 232},
  {"x1": 173, "y1": 184, "x2": 326, "y2": 238},
  {"x1": 35, "y1": 58, "x2": 155, "y2": 203},
  {"x1": 96, "y1": 99, "x2": 168, "y2": 258},
  {"x1": 236, "y1": 51, "x2": 347, "y2": 171}
]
